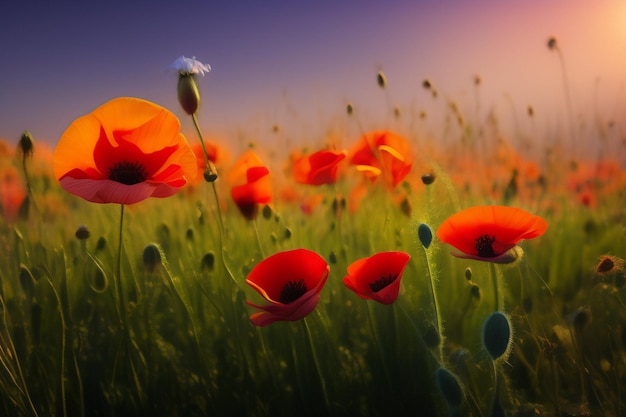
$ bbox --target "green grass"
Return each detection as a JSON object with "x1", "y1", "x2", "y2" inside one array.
[{"x1": 1, "y1": 135, "x2": 625, "y2": 417}]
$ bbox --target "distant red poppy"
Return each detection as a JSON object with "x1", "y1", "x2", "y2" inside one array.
[
  {"x1": 246, "y1": 249, "x2": 330, "y2": 326},
  {"x1": 293, "y1": 149, "x2": 346, "y2": 185},
  {"x1": 349, "y1": 130, "x2": 412, "y2": 188},
  {"x1": 53, "y1": 97, "x2": 197, "y2": 205},
  {"x1": 436, "y1": 206, "x2": 548, "y2": 263},
  {"x1": 0, "y1": 166, "x2": 27, "y2": 224},
  {"x1": 343, "y1": 251, "x2": 411, "y2": 304},
  {"x1": 229, "y1": 151, "x2": 272, "y2": 219}
]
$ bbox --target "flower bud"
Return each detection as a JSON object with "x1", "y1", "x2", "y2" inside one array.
[
  {"x1": 417, "y1": 223, "x2": 432, "y2": 249},
  {"x1": 18, "y1": 131, "x2": 34, "y2": 159},
  {"x1": 75, "y1": 224, "x2": 90, "y2": 240},
  {"x1": 421, "y1": 172, "x2": 436, "y2": 185},
  {"x1": 177, "y1": 74, "x2": 201, "y2": 115},
  {"x1": 143, "y1": 243, "x2": 163, "y2": 273},
  {"x1": 436, "y1": 367, "x2": 463, "y2": 409},
  {"x1": 201, "y1": 251, "x2": 215, "y2": 271},
  {"x1": 377, "y1": 71, "x2": 387, "y2": 89},
  {"x1": 203, "y1": 160, "x2": 218, "y2": 182},
  {"x1": 481, "y1": 311, "x2": 512, "y2": 361}
]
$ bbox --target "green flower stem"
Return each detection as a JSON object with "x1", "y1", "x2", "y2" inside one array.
[
  {"x1": 490, "y1": 262, "x2": 504, "y2": 312},
  {"x1": 191, "y1": 112, "x2": 241, "y2": 288},
  {"x1": 421, "y1": 243, "x2": 444, "y2": 364},
  {"x1": 253, "y1": 218, "x2": 266, "y2": 259},
  {"x1": 191, "y1": 113, "x2": 210, "y2": 167},
  {"x1": 366, "y1": 301, "x2": 394, "y2": 392},
  {"x1": 114, "y1": 204, "x2": 128, "y2": 322},
  {"x1": 302, "y1": 317, "x2": 331, "y2": 413},
  {"x1": 21, "y1": 154, "x2": 37, "y2": 214}
]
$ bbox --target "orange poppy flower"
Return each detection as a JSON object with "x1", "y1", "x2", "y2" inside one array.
[
  {"x1": 349, "y1": 130, "x2": 412, "y2": 188},
  {"x1": 293, "y1": 149, "x2": 346, "y2": 185},
  {"x1": 230, "y1": 152, "x2": 272, "y2": 220},
  {"x1": 246, "y1": 249, "x2": 330, "y2": 326},
  {"x1": 53, "y1": 97, "x2": 197, "y2": 205},
  {"x1": 343, "y1": 251, "x2": 411, "y2": 305},
  {"x1": 436, "y1": 206, "x2": 548, "y2": 263}
]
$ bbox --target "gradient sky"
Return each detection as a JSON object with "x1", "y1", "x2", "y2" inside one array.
[{"x1": 1, "y1": 0, "x2": 625, "y2": 154}]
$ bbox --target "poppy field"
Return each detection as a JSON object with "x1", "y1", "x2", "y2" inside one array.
[{"x1": 1, "y1": 55, "x2": 625, "y2": 417}]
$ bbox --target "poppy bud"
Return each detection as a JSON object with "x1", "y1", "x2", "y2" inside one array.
[
  {"x1": 417, "y1": 223, "x2": 432, "y2": 249},
  {"x1": 201, "y1": 251, "x2": 215, "y2": 271},
  {"x1": 328, "y1": 251, "x2": 337, "y2": 265},
  {"x1": 346, "y1": 103, "x2": 354, "y2": 115},
  {"x1": 481, "y1": 311, "x2": 512, "y2": 361},
  {"x1": 421, "y1": 172, "x2": 436, "y2": 185},
  {"x1": 571, "y1": 306, "x2": 591, "y2": 333},
  {"x1": 75, "y1": 224, "x2": 90, "y2": 240},
  {"x1": 423, "y1": 322, "x2": 441, "y2": 349},
  {"x1": 18, "y1": 131, "x2": 34, "y2": 159},
  {"x1": 377, "y1": 71, "x2": 387, "y2": 89},
  {"x1": 436, "y1": 367, "x2": 463, "y2": 409},
  {"x1": 177, "y1": 74, "x2": 201, "y2": 115},
  {"x1": 143, "y1": 243, "x2": 163, "y2": 273},
  {"x1": 400, "y1": 197, "x2": 411, "y2": 217},
  {"x1": 470, "y1": 283, "x2": 481, "y2": 300},
  {"x1": 203, "y1": 160, "x2": 218, "y2": 182},
  {"x1": 96, "y1": 236, "x2": 107, "y2": 252},
  {"x1": 464, "y1": 267, "x2": 472, "y2": 281},
  {"x1": 262, "y1": 204, "x2": 273, "y2": 220}
]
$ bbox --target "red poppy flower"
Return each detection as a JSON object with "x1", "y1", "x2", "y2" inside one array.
[
  {"x1": 246, "y1": 249, "x2": 330, "y2": 326},
  {"x1": 53, "y1": 97, "x2": 197, "y2": 205},
  {"x1": 0, "y1": 166, "x2": 27, "y2": 224},
  {"x1": 229, "y1": 151, "x2": 272, "y2": 220},
  {"x1": 436, "y1": 206, "x2": 548, "y2": 263},
  {"x1": 349, "y1": 130, "x2": 412, "y2": 188},
  {"x1": 343, "y1": 251, "x2": 411, "y2": 305},
  {"x1": 293, "y1": 149, "x2": 346, "y2": 185}
]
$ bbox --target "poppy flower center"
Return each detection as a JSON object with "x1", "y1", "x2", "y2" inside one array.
[
  {"x1": 475, "y1": 234, "x2": 497, "y2": 257},
  {"x1": 109, "y1": 161, "x2": 148, "y2": 185},
  {"x1": 278, "y1": 279, "x2": 307, "y2": 304},
  {"x1": 369, "y1": 274, "x2": 397, "y2": 292}
]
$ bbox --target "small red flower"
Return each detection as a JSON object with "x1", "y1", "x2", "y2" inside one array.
[
  {"x1": 53, "y1": 97, "x2": 197, "y2": 205},
  {"x1": 436, "y1": 206, "x2": 548, "y2": 263},
  {"x1": 343, "y1": 251, "x2": 411, "y2": 304},
  {"x1": 246, "y1": 249, "x2": 330, "y2": 326},
  {"x1": 292, "y1": 149, "x2": 346, "y2": 185},
  {"x1": 0, "y1": 166, "x2": 27, "y2": 224},
  {"x1": 229, "y1": 151, "x2": 272, "y2": 220}
]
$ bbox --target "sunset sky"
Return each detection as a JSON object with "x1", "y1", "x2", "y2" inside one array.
[{"x1": 1, "y1": 0, "x2": 625, "y2": 153}]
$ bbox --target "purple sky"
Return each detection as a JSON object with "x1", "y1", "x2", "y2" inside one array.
[{"x1": 1, "y1": 0, "x2": 625, "y2": 157}]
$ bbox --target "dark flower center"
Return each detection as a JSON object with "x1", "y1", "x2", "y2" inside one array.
[
  {"x1": 475, "y1": 234, "x2": 497, "y2": 257},
  {"x1": 369, "y1": 274, "x2": 397, "y2": 292},
  {"x1": 109, "y1": 161, "x2": 148, "y2": 185},
  {"x1": 279, "y1": 279, "x2": 307, "y2": 304}
]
